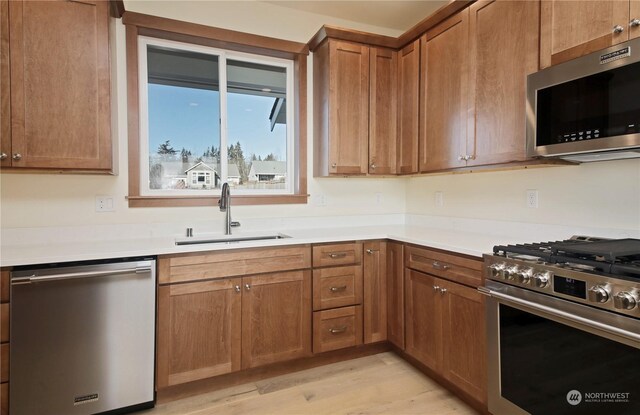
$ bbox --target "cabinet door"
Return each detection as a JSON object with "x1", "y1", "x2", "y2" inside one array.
[
  {"x1": 328, "y1": 40, "x2": 369, "y2": 175},
  {"x1": 466, "y1": 0, "x2": 539, "y2": 166},
  {"x1": 540, "y1": 0, "x2": 630, "y2": 68},
  {"x1": 0, "y1": 1, "x2": 10, "y2": 168},
  {"x1": 420, "y1": 10, "x2": 469, "y2": 172},
  {"x1": 386, "y1": 242, "x2": 404, "y2": 349},
  {"x1": 404, "y1": 269, "x2": 441, "y2": 371},
  {"x1": 368, "y1": 47, "x2": 397, "y2": 175},
  {"x1": 396, "y1": 39, "x2": 419, "y2": 174},
  {"x1": 157, "y1": 278, "x2": 242, "y2": 388},
  {"x1": 8, "y1": 0, "x2": 111, "y2": 170},
  {"x1": 632, "y1": 1, "x2": 640, "y2": 40},
  {"x1": 242, "y1": 270, "x2": 311, "y2": 369},
  {"x1": 363, "y1": 241, "x2": 387, "y2": 343},
  {"x1": 441, "y1": 280, "x2": 487, "y2": 404}
]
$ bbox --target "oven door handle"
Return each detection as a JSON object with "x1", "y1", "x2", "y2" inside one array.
[{"x1": 485, "y1": 288, "x2": 640, "y2": 344}]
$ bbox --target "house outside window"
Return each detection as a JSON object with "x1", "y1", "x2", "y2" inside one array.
[{"x1": 138, "y1": 37, "x2": 295, "y2": 197}]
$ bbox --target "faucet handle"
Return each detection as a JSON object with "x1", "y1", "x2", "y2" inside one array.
[{"x1": 230, "y1": 221, "x2": 241, "y2": 228}]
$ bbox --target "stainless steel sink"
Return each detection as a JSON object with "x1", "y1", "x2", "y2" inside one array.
[{"x1": 175, "y1": 233, "x2": 291, "y2": 246}]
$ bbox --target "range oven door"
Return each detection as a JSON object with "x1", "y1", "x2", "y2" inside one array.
[{"x1": 483, "y1": 280, "x2": 640, "y2": 415}]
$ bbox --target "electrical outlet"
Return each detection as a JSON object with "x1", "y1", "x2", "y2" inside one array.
[
  {"x1": 435, "y1": 191, "x2": 444, "y2": 207},
  {"x1": 526, "y1": 190, "x2": 538, "y2": 208},
  {"x1": 375, "y1": 192, "x2": 382, "y2": 205},
  {"x1": 95, "y1": 195, "x2": 115, "y2": 212}
]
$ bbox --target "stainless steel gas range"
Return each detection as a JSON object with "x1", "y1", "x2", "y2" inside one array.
[{"x1": 480, "y1": 236, "x2": 640, "y2": 415}]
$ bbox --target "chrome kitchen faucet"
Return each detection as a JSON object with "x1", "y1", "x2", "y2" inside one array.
[{"x1": 219, "y1": 182, "x2": 240, "y2": 235}]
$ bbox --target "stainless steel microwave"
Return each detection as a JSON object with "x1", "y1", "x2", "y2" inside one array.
[{"x1": 527, "y1": 38, "x2": 640, "y2": 162}]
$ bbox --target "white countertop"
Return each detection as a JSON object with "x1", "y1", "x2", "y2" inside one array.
[{"x1": 2, "y1": 215, "x2": 636, "y2": 267}]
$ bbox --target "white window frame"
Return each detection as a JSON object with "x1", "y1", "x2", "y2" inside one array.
[{"x1": 138, "y1": 36, "x2": 295, "y2": 196}]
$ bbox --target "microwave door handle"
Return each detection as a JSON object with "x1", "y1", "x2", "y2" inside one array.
[{"x1": 486, "y1": 289, "x2": 640, "y2": 344}]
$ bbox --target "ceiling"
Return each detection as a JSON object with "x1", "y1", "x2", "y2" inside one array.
[{"x1": 261, "y1": 1, "x2": 449, "y2": 31}]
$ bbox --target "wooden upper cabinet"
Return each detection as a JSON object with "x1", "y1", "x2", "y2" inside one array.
[
  {"x1": 363, "y1": 241, "x2": 387, "y2": 344},
  {"x1": 440, "y1": 279, "x2": 487, "y2": 405},
  {"x1": 396, "y1": 39, "x2": 419, "y2": 174},
  {"x1": 420, "y1": 10, "x2": 469, "y2": 172},
  {"x1": 156, "y1": 278, "x2": 242, "y2": 388},
  {"x1": 0, "y1": 1, "x2": 10, "y2": 168},
  {"x1": 369, "y1": 48, "x2": 397, "y2": 175},
  {"x1": 540, "y1": 0, "x2": 631, "y2": 68},
  {"x1": 7, "y1": 0, "x2": 111, "y2": 171},
  {"x1": 632, "y1": 1, "x2": 640, "y2": 39},
  {"x1": 313, "y1": 39, "x2": 369, "y2": 176},
  {"x1": 466, "y1": 0, "x2": 539, "y2": 166},
  {"x1": 241, "y1": 271, "x2": 311, "y2": 369}
]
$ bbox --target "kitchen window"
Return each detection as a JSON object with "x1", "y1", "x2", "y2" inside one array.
[{"x1": 123, "y1": 14, "x2": 308, "y2": 207}]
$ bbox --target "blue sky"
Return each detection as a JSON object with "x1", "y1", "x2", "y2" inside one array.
[{"x1": 148, "y1": 84, "x2": 286, "y2": 160}]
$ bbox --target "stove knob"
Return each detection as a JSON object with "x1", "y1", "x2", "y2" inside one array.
[
  {"x1": 532, "y1": 271, "x2": 551, "y2": 288},
  {"x1": 488, "y1": 262, "x2": 506, "y2": 278},
  {"x1": 516, "y1": 268, "x2": 533, "y2": 284},
  {"x1": 504, "y1": 265, "x2": 519, "y2": 281},
  {"x1": 588, "y1": 285, "x2": 610, "y2": 303},
  {"x1": 613, "y1": 292, "x2": 637, "y2": 310}
]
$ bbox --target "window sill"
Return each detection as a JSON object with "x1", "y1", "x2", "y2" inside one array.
[{"x1": 127, "y1": 194, "x2": 309, "y2": 208}]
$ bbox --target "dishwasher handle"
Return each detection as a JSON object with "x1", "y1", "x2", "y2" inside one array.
[{"x1": 12, "y1": 267, "x2": 152, "y2": 285}]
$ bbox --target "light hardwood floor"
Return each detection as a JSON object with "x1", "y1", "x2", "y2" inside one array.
[{"x1": 144, "y1": 352, "x2": 478, "y2": 415}]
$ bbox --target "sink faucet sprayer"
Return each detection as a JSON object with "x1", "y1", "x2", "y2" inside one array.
[{"x1": 219, "y1": 182, "x2": 240, "y2": 235}]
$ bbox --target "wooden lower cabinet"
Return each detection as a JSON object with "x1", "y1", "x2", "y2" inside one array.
[
  {"x1": 241, "y1": 271, "x2": 312, "y2": 369},
  {"x1": 157, "y1": 270, "x2": 312, "y2": 388},
  {"x1": 363, "y1": 241, "x2": 387, "y2": 343},
  {"x1": 157, "y1": 278, "x2": 242, "y2": 388},
  {"x1": 404, "y1": 269, "x2": 487, "y2": 404},
  {"x1": 386, "y1": 242, "x2": 404, "y2": 349},
  {"x1": 313, "y1": 305, "x2": 363, "y2": 353}
]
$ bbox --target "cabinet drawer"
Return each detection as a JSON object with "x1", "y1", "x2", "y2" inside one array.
[
  {"x1": 313, "y1": 265, "x2": 363, "y2": 311},
  {"x1": 0, "y1": 304, "x2": 7, "y2": 343},
  {"x1": 313, "y1": 306, "x2": 363, "y2": 353},
  {"x1": 158, "y1": 245, "x2": 311, "y2": 284},
  {"x1": 0, "y1": 270, "x2": 9, "y2": 303},
  {"x1": 312, "y1": 243, "x2": 362, "y2": 267},
  {"x1": 405, "y1": 245, "x2": 482, "y2": 287}
]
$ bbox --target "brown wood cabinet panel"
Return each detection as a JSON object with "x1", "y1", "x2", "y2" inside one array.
[
  {"x1": 312, "y1": 242, "x2": 362, "y2": 268},
  {"x1": 368, "y1": 47, "x2": 397, "y2": 175},
  {"x1": 632, "y1": 1, "x2": 640, "y2": 39},
  {"x1": 386, "y1": 242, "x2": 404, "y2": 349},
  {"x1": 0, "y1": 382, "x2": 7, "y2": 415},
  {"x1": 8, "y1": 0, "x2": 111, "y2": 170},
  {"x1": 328, "y1": 40, "x2": 369, "y2": 175},
  {"x1": 0, "y1": 271, "x2": 8, "y2": 303},
  {"x1": 157, "y1": 278, "x2": 242, "y2": 388},
  {"x1": 404, "y1": 269, "x2": 440, "y2": 371},
  {"x1": 466, "y1": 0, "x2": 539, "y2": 166},
  {"x1": 0, "y1": 1, "x2": 10, "y2": 168},
  {"x1": 313, "y1": 265, "x2": 363, "y2": 311},
  {"x1": 0, "y1": 344, "x2": 7, "y2": 383},
  {"x1": 241, "y1": 271, "x2": 312, "y2": 369},
  {"x1": 313, "y1": 305, "x2": 363, "y2": 353},
  {"x1": 540, "y1": 0, "x2": 630, "y2": 68},
  {"x1": 363, "y1": 241, "x2": 387, "y2": 343},
  {"x1": 420, "y1": 10, "x2": 469, "y2": 172},
  {"x1": 0, "y1": 304, "x2": 7, "y2": 343},
  {"x1": 441, "y1": 279, "x2": 487, "y2": 404},
  {"x1": 406, "y1": 245, "x2": 483, "y2": 288},
  {"x1": 396, "y1": 39, "x2": 419, "y2": 174},
  {"x1": 159, "y1": 245, "x2": 311, "y2": 284}
]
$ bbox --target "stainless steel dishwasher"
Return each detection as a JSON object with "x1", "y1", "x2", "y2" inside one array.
[{"x1": 10, "y1": 257, "x2": 156, "y2": 415}]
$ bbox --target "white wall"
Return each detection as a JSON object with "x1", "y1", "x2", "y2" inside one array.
[
  {"x1": 0, "y1": 1, "x2": 406, "y2": 229},
  {"x1": 406, "y1": 160, "x2": 640, "y2": 232}
]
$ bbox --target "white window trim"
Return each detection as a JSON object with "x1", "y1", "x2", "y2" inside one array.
[{"x1": 138, "y1": 36, "x2": 295, "y2": 197}]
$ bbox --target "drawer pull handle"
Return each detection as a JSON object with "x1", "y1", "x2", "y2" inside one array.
[
  {"x1": 366, "y1": 249, "x2": 377, "y2": 255},
  {"x1": 329, "y1": 326, "x2": 347, "y2": 334},
  {"x1": 330, "y1": 285, "x2": 347, "y2": 293},
  {"x1": 439, "y1": 287, "x2": 447, "y2": 295},
  {"x1": 432, "y1": 261, "x2": 449, "y2": 270},
  {"x1": 433, "y1": 285, "x2": 440, "y2": 291},
  {"x1": 329, "y1": 252, "x2": 347, "y2": 259}
]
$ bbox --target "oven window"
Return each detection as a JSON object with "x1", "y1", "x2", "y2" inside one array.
[
  {"x1": 499, "y1": 304, "x2": 640, "y2": 414},
  {"x1": 536, "y1": 61, "x2": 640, "y2": 146}
]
